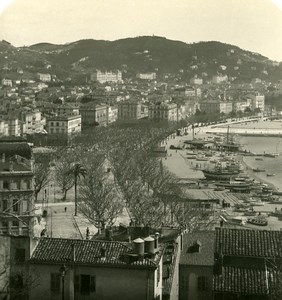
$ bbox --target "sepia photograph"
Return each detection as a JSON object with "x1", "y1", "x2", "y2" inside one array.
[{"x1": 0, "y1": 0, "x2": 282, "y2": 299}]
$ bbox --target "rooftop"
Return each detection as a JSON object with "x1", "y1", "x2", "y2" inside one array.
[
  {"x1": 180, "y1": 231, "x2": 215, "y2": 266},
  {"x1": 215, "y1": 228, "x2": 282, "y2": 258},
  {"x1": 30, "y1": 237, "x2": 159, "y2": 269},
  {"x1": 214, "y1": 266, "x2": 281, "y2": 295}
]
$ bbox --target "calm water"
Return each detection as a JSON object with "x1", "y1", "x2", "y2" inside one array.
[{"x1": 238, "y1": 135, "x2": 282, "y2": 191}]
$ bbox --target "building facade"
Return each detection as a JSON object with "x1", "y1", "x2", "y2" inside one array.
[
  {"x1": 148, "y1": 103, "x2": 178, "y2": 122},
  {"x1": 0, "y1": 141, "x2": 35, "y2": 237},
  {"x1": 91, "y1": 70, "x2": 122, "y2": 84},
  {"x1": 46, "y1": 115, "x2": 81, "y2": 136},
  {"x1": 117, "y1": 101, "x2": 142, "y2": 121},
  {"x1": 79, "y1": 104, "x2": 108, "y2": 127},
  {"x1": 29, "y1": 237, "x2": 163, "y2": 300},
  {"x1": 37, "y1": 73, "x2": 51, "y2": 82},
  {"x1": 250, "y1": 93, "x2": 265, "y2": 112},
  {"x1": 137, "y1": 73, "x2": 157, "y2": 80}
]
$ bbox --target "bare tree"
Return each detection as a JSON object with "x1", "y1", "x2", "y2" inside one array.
[
  {"x1": 54, "y1": 155, "x2": 74, "y2": 201},
  {"x1": 79, "y1": 158, "x2": 123, "y2": 234},
  {"x1": 34, "y1": 161, "x2": 51, "y2": 202}
]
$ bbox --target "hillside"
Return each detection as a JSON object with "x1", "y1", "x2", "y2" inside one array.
[{"x1": 0, "y1": 36, "x2": 281, "y2": 82}]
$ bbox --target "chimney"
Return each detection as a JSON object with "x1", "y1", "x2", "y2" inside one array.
[
  {"x1": 2, "y1": 153, "x2": 5, "y2": 163},
  {"x1": 9, "y1": 160, "x2": 13, "y2": 172},
  {"x1": 71, "y1": 243, "x2": 76, "y2": 262},
  {"x1": 154, "y1": 232, "x2": 159, "y2": 249},
  {"x1": 100, "y1": 247, "x2": 106, "y2": 258}
]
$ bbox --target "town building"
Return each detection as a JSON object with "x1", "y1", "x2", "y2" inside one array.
[
  {"x1": 79, "y1": 104, "x2": 108, "y2": 127},
  {"x1": 148, "y1": 102, "x2": 178, "y2": 122},
  {"x1": 46, "y1": 114, "x2": 81, "y2": 136},
  {"x1": 20, "y1": 110, "x2": 45, "y2": 135},
  {"x1": 29, "y1": 236, "x2": 163, "y2": 300},
  {"x1": 179, "y1": 227, "x2": 282, "y2": 300},
  {"x1": 107, "y1": 106, "x2": 118, "y2": 124},
  {"x1": 212, "y1": 75, "x2": 228, "y2": 84},
  {"x1": 250, "y1": 92, "x2": 265, "y2": 112},
  {"x1": 137, "y1": 72, "x2": 157, "y2": 80},
  {"x1": 190, "y1": 77, "x2": 203, "y2": 85},
  {"x1": 90, "y1": 70, "x2": 122, "y2": 84},
  {"x1": 200, "y1": 100, "x2": 233, "y2": 115},
  {"x1": 1, "y1": 79, "x2": 13, "y2": 87},
  {"x1": 117, "y1": 101, "x2": 142, "y2": 121},
  {"x1": 37, "y1": 73, "x2": 52, "y2": 82},
  {"x1": 0, "y1": 139, "x2": 35, "y2": 237}
]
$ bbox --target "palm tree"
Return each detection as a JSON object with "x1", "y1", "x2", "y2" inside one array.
[{"x1": 69, "y1": 163, "x2": 87, "y2": 216}]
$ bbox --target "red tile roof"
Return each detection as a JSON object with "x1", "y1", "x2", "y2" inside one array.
[
  {"x1": 180, "y1": 231, "x2": 215, "y2": 266},
  {"x1": 214, "y1": 266, "x2": 281, "y2": 295},
  {"x1": 30, "y1": 237, "x2": 158, "y2": 269},
  {"x1": 215, "y1": 228, "x2": 282, "y2": 258}
]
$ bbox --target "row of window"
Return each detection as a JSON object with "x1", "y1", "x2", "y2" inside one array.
[
  {"x1": 51, "y1": 274, "x2": 96, "y2": 294},
  {"x1": 1, "y1": 180, "x2": 31, "y2": 190}
]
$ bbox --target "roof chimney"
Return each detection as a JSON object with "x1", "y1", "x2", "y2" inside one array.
[
  {"x1": 100, "y1": 247, "x2": 106, "y2": 259},
  {"x1": 9, "y1": 160, "x2": 13, "y2": 172}
]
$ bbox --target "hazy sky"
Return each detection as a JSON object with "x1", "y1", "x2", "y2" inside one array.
[{"x1": 0, "y1": 0, "x2": 282, "y2": 61}]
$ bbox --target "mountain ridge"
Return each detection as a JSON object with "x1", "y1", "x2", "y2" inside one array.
[{"x1": 0, "y1": 36, "x2": 281, "y2": 82}]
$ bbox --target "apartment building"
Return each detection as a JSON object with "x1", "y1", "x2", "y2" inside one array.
[
  {"x1": 79, "y1": 104, "x2": 108, "y2": 127},
  {"x1": 37, "y1": 73, "x2": 51, "y2": 82},
  {"x1": 137, "y1": 72, "x2": 157, "y2": 80},
  {"x1": 250, "y1": 92, "x2": 265, "y2": 111},
  {"x1": 46, "y1": 115, "x2": 81, "y2": 136},
  {"x1": 90, "y1": 70, "x2": 122, "y2": 84},
  {"x1": 0, "y1": 140, "x2": 35, "y2": 237},
  {"x1": 148, "y1": 102, "x2": 178, "y2": 122},
  {"x1": 117, "y1": 101, "x2": 142, "y2": 121}
]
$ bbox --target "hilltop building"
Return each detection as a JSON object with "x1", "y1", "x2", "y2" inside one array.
[
  {"x1": 137, "y1": 72, "x2": 157, "y2": 80},
  {"x1": 37, "y1": 73, "x2": 51, "y2": 82},
  {"x1": 1, "y1": 79, "x2": 13, "y2": 87},
  {"x1": 250, "y1": 92, "x2": 265, "y2": 112},
  {"x1": 91, "y1": 70, "x2": 122, "y2": 84}
]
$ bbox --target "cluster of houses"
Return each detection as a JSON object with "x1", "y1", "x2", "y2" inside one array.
[{"x1": 0, "y1": 68, "x2": 277, "y2": 144}]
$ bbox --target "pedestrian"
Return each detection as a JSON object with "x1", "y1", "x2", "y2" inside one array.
[{"x1": 64, "y1": 207, "x2": 67, "y2": 213}]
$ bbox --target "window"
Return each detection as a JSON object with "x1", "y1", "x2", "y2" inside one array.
[
  {"x1": 80, "y1": 275, "x2": 95, "y2": 295},
  {"x1": 13, "y1": 199, "x2": 19, "y2": 212},
  {"x1": 180, "y1": 275, "x2": 189, "y2": 290},
  {"x1": 50, "y1": 273, "x2": 60, "y2": 291},
  {"x1": 198, "y1": 276, "x2": 208, "y2": 291},
  {"x1": 2, "y1": 200, "x2": 8, "y2": 211},
  {"x1": 3, "y1": 181, "x2": 9, "y2": 189},
  {"x1": 15, "y1": 248, "x2": 26, "y2": 262},
  {"x1": 12, "y1": 220, "x2": 19, "y2": 227}
]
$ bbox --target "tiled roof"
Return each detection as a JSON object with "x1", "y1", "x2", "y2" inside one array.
[
  {"x1": 215, "y1": 228, "x2": 282, "y2": 258},
  {"x1": 180, "y1": 231, "x2": 215, "y2": 266},
  {"x1": 214, "y1": 266, "x2": 281, "y2": 295},
  {"x1": 30, "y1": 238, "x2": 157, "y2": 269}
]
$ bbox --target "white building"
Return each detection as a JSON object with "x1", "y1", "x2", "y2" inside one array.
[
  {"x1": 91, "y1": 70, "x2": 122, "y2": 84},
  {"x1": 1, "y1": 79, "x2": 12, "y2": 87},
  {"x1": 37, "y1": 73, "x2": 51, "y2": 82},
  {"x1": 137, "y1": 73, "x2": 157, "y2": 80},
  {"x1": 250, "y1": 93, "x2": 265, "y2": 112},
  {"x1": 190, "y1": 77, "x2": 203, "y2": 85},
  {"x1": 212, "y1": 75, "x2": 228, "y2": 84},
  {"x1": 148, "y1": 102, "x2": 178, "y2": 122}
]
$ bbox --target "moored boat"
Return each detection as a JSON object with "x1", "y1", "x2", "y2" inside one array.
[{"x1": 247, "y1": 218, "x2": 268, "y2": 226}]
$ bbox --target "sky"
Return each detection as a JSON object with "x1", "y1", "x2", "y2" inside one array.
[{"x1": 0, "y1": 0, "x2": 282, "y2": 61}]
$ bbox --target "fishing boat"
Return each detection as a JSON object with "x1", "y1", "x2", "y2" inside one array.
[
  {"x1": 266, "y1": 173, "x2": 275, "y2": 177},
  {"x1": 247, "y1": 218, "x2": 268, "y2": 226},
  {"x1": 255, "y1": 157, "x2": 264, "y2": 161},
  {"x1": 270, "y1": 198, "x2": 282, "y2": 204},
  {"x1": 264, "y1": 153, "x2": 278, "y2": 158},
  {"x1": 252, "y1": 168, "x2": 266, "y2": 172},
  {"x1": 202, "y1": 167, "x2": 240, "y2": 181}
]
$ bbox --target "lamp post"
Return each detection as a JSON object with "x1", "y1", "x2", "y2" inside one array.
[{"x1": 60, "y1": 264, "x2": 67, "y2": 300}]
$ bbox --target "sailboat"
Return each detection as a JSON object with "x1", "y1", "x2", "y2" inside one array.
[{"x1": 220, "y1": 126, "x2": 241, "y2": 152}]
